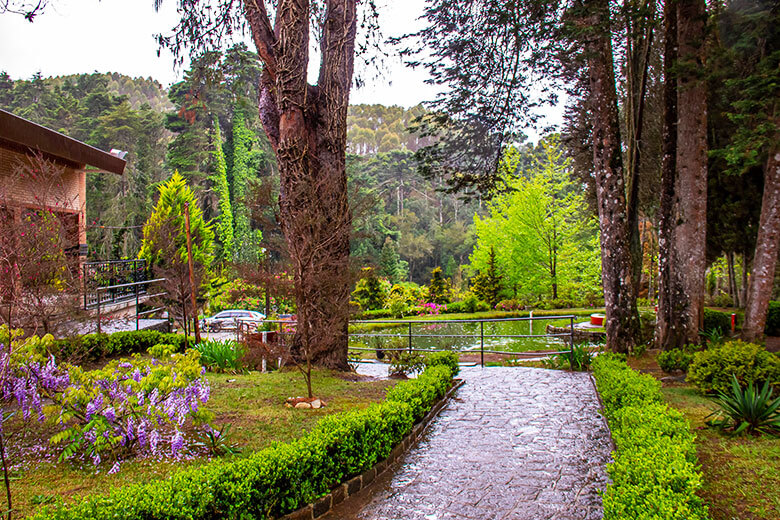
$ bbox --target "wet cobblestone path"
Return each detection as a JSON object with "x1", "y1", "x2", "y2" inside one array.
[{"x1": 325, "y1": 367, "x2": 611, "y2": 520}]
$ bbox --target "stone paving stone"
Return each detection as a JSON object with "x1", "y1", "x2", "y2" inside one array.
[{"x1": 324, "y1": 367, "x2": 612, "y2": 520}]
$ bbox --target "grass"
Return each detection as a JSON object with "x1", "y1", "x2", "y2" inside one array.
[
  {"x1": 630, "y1": 351, "x2": 780, "y2": 520},
  {"x1": 5, "y1": 368, "x2": 396, "y2": 518}
]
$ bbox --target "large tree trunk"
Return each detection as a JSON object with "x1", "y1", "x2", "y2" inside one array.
[
  {"x1": 656, "y1": 0, "x2": 708, "y2": 348},
  {"x1": 742, "y1": 143, "x2": 780, "y2": 341},
  {"x1": 247, "y1": 0, "x2": 356, "y2": 370},
  {"x1": 584, "y1": 0, "x2": 641, "y2": 353}
]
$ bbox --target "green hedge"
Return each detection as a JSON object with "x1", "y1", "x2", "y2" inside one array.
[
  {"x1": 766, "y1": 301, "x2": 780, "y2": 336},
  {"x1": 703, "y1": 308, "x2": 731, "y2": 334},
  {"x1": 52, "y1": 330, "x2": 193, "y2": 362},
  {"x1": 592, "y1": 354, "x2": 709, "y2": 520},
  {"x1": 34, "y1": 365, "x2": 455, "y2": 520}
]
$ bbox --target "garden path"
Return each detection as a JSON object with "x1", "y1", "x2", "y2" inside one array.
[{"x1": 326, "y1": 366, "x2": 611, "y2": 520}]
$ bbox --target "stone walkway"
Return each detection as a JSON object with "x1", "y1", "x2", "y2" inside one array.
[{"x1": 325, "y1": 366, "x2": 612, "y2": 520}]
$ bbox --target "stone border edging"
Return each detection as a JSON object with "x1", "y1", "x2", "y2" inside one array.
[{"x1": 280, "y1": 378, "x2": 466, "y2": 520}]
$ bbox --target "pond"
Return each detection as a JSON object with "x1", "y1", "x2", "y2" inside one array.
[{"x1": 349, "y1": 317, "x2": 590, "y2": 354}]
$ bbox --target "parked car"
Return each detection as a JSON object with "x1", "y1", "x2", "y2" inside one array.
[{"x1": 201, "y1": 310, "x2": 266, "y2": 332}]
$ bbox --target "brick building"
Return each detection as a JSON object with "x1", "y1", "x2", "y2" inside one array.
[{"x1": 0, "y1": 108, "x2": 126, "y2": 267}]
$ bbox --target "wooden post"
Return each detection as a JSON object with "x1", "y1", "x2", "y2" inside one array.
[{"x1": 183, "y1": 202, "x2": 201, "y2": 344}]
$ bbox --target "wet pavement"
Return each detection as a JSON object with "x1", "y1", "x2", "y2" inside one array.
[{"x1": 326, "y1": 366, "x2": 611, "y2": 520}]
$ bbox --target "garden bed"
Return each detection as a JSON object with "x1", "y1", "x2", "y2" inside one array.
[
  {"x1": 629, "y1": 352, "x2": 780, "y2": 520},
  {"x1": 7, "y1": 369, "x2": 396, "y2": 517}
]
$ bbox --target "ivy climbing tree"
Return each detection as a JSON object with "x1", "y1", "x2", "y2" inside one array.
[{"x1": 211, "y1": 117, "x2": 234, "y2": 264}]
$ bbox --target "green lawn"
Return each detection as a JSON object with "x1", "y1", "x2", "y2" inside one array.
[
  {"x1": 632, "y1": 353, "x2": 780, "y2": 520},
  {"x1": 6, "y1": 369, "x2": 395, "y2": 518}
]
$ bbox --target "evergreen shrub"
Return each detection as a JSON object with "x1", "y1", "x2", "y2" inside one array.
[
  {"x1": 592, "y1": 354, "x2": 709, "y2": 520},
  {"x1": 766, "y1": 301, "x2": 780, "y2": 336},
  {"x1": 703, "y1": 308, "x2": 731, "y2": 334},
  {"x1": 688, "y1": 340, "x2": 780, "y2": 394},
  {"x1": 51, "y1": 331, "x2": 192, "y2": 363}
]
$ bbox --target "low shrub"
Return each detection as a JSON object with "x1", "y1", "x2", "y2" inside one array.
[
  {"x1": 592, "y1": 354, "x2": 663, "y2": 411},
  {"x1": 657, "y1": 348, "x2": 695, "y2": 373},
  {"x1": 34, "y1": 365, "x2": 454, "y2": 520},
  {"x1": 495, "y1": 299, "x2": 523, "y2": 311},
  {"x1": 766, "y1": 301, "x2": 780, "y2": 336},
  {"x1": 424, "y1": 351, "x2": 460, "y2": 376},
  {"x1": 592, "y1": 355, "x2": 709, "y2": 520},
  {"x1": 388, "y1": 352, "x2": 427, "y2": 377},
  {"x1": 688, "y1": 340, "x2": 780, "y2": 394},
  {"x1": 710, "y1": 291, "x2": 734, "y2": 308},
  {"x1": 703, "y1": 308, "x2": 731, "y2": 334},
  {"x1": 51, "y1": 330, "x2": 193, "y2": 363}
]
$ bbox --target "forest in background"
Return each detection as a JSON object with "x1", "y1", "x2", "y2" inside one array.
[
  {"x1": 0, "y1": 33, "x2": 776, "y2": 308},
  {"x1": 0, "y1": 47, "x2": 482, "y2": 287}
]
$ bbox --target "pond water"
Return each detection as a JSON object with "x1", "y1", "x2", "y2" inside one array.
[{"x1": 349, "y1": 317, "x2": 588, "y2": 354}]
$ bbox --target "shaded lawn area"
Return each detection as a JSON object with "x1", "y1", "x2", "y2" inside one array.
[
  {"x1": 8, "y1": 369, "x2": 396, "y2": 517},
  {"x1": 630, "y1": 352, "x2": 780, "y2": 520}
]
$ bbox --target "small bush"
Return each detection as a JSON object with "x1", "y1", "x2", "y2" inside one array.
[
  {"x1": 710, "y1": 291, "x2": 733, "y2": 308},
  {"x1": 424, "y1": 351, "x2": 460, "y2": 376},
  {"x1": 657, "y1": 349, "x2": 695, "y2": 373},
  {"x1": 388, "y1": 352, "x2": 427, "y2": 377},
  {"x1": 766, "y1": 301, "x2": 780, "y2": 336},
  {"x1": 703, "y1": 308, "x2": 731, "y2": 334},
  {"x1": 592, "y1": 354, "x2": 663, "y2": 412},
  {"x1": 688, "y1": 340, "x2": 780, "y2": 394},
  {"x1": 495, "y1": 299, "x2": 522, "y2": 311},
  {"x1": 592, "y1": 355, "x2": 709, "y2": 520}
]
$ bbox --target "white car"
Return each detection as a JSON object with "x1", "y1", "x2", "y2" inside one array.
[{"x1": 201, "y1": 310, "x2": 266, "y2": 332}]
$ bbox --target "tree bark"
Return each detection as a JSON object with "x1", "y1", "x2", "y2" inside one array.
[
  {"x1": 656, "y1": 0, "x2": 708, "y2": 349},
  {"x1": 583, "y1": 0, "x2": 641, "y2": 353},
  {"x1": 742, "y1": 143, "x2": 780, "y2": 341},
  {"x1": 247, "y1": 0, "x2": 356, "y2": 370}
]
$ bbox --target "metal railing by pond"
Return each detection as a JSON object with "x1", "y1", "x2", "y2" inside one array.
[{"x1": 260, "y1": 315, "x2": 578, "y2": 368}]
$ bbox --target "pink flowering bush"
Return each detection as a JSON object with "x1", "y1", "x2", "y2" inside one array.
[{"x1": 418, "y1": 302, "x2": 446, "y2": 316}]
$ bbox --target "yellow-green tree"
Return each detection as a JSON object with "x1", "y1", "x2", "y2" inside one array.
[{"x1": 471, "y1": 136, "x2": 601, "y2": 303}]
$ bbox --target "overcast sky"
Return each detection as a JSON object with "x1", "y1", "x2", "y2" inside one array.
[{"x1": 0, "y1": 0, "x2": 560, "y2": 141}]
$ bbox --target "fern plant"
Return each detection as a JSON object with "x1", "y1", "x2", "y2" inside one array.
[{"x1": 706, "y1": 374, "x2": 780, "y2": 436}]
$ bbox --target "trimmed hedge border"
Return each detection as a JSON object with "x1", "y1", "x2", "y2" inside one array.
[
  {"x1": 51, "y1": 330, "x2": 193, "y2": 362},
  {"x1": 281, "y1": 378, "x2": 464, "y2": 520},
  {"x1": 592, "y1": 354, "x2": 710, "y2": 520},
  {"x1": 33, "y1": 362, "x2": 459, "y2": 520}
]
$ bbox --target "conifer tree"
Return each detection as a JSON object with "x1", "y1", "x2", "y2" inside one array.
[
  {"x1": 427, "y1": 267, "x2": 451, "y2": 304},
  {"x1": 379, "y1": 237, "x2": 406, "y2": 284},
  {"x1": 472, "y1": 246, "x2": 503, "y2": 308}
]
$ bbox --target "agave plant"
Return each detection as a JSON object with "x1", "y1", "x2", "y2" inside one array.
[{"x1": 706, "y1": 374, "x2": 780, "y2": 436}]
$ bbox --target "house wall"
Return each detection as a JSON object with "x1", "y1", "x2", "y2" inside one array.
[{"x1": 0, "y1": 145, "x2": 87, "y2": 250}]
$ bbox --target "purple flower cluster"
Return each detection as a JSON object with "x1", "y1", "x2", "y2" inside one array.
[
  {"x1": 1, "y1": 347, "x2": 69, "y2": 428},
  {"x1": 2, "y1": 342, "x2": 212, "y2": 469}
]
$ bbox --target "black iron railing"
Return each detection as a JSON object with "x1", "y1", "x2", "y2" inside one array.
[
  {"x1": 257, "y1": 315, "x2": 579, "y2": 367},
  {"x1": 83, "y1": 259, "x2": 148, "y2": 309}
]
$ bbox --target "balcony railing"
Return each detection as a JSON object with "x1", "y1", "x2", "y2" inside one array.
[{"x1": 83, "y1": 259, "x2": 148, "y2": 309}]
